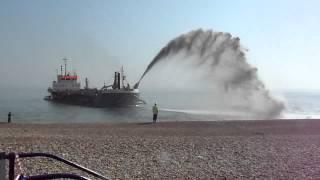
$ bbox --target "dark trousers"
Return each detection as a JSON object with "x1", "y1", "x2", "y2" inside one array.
[
  {"x1": 8, "y1": 117, "x2": 11, "y2": 123},
  {"x1": 153, "y1": 114, "x2": 157, "y2": 123}
]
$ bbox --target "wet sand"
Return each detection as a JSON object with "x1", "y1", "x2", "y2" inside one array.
[{"x1": 1, "y1": 119, "x2": 320, "y2": 179}]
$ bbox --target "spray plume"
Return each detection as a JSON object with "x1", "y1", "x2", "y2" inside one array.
[{"x1": 136, "y1": 29, "x2": 284, "y2": 118}]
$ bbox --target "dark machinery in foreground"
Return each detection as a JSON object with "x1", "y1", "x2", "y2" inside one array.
[{"x1": 0, "y1": 152, "x2": 110, "y2": 180}]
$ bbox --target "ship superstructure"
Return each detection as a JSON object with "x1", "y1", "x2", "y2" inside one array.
[
  {"x1": 46, "y1": 59, "x2": 143, "y2": 107},
  {"x1": 52, "y1": 59, "x2": 81, "y2": 92}
]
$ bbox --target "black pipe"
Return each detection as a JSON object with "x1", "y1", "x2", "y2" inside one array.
[{"x1": 133, "y1": 82, "x2": 139, "y2": 89}]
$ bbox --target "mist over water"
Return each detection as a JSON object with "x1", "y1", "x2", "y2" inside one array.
[{"x1": 137, "y1": 29, "x2": 285, "y2": 119}]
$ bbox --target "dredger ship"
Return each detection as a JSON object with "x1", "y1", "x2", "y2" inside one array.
[{"x1": 45, "y1": 59, "x2": 144, "y2": 107}]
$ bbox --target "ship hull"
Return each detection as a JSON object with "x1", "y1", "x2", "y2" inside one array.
[{"x1": 47, "y1": 90, "x2": 142, "y2": 107}]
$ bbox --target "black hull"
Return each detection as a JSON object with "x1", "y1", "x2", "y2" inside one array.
[{"x1": 47, "y1": 91, "x2": 142, "y2": 107}]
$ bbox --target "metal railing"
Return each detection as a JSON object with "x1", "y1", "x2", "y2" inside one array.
[{"x1": 0, "y1": 152, "x2": 110, "y2": 180}]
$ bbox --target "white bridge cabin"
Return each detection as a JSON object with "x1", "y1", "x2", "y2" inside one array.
[
  {"x1": 51, "y1": 58, "x2": 81, "y2": 92},
  {"x1": 52, "y1": 74, "x2": 81, "y2": 92}
]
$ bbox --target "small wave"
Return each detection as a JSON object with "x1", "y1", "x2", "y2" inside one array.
[{"x1": 281, "y1": 113, "x2": 320, "y2": 119}]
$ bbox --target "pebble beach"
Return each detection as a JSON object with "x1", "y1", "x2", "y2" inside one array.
[{"x1": 1, "y1": 119, "x2": 320, "y2": 179}]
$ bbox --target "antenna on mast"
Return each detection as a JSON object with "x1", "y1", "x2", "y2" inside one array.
[{"x1": 63, "y1": 58, "x2": 68, "y2": 76}]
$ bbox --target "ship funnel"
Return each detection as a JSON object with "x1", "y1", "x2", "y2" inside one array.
[
  {"x1": 113, "y1": 72, "x2": 118, "y2": 89},
  {"x1": 85, "y1": 78, "x2": 89, "y2": 89},
  {"x1": 117, "y1": 72, "x2": 121, "y2": 89}
]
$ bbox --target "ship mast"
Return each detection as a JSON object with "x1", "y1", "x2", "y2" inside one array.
[
  {"x1": 63, "y1": 58, "x2": 68, "y2": 76},
  {"x1": 60, "y1": 65, "x2": 63, "y2": 76}
]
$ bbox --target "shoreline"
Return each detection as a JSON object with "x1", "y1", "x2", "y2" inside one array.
[
  {"x1": 2, "y1": 118, "x2": 320, "y2": 127},
  {"x1": 1, "y1": 119, "x2": 320, "y2": 179}
]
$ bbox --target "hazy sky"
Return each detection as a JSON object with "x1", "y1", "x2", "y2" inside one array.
[{"x1": 0, "y1": 0, "x2": 319, "y2": 91}]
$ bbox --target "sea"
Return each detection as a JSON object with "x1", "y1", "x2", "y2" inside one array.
[{"x1": 0, "y1": 88, "x2": 319, "y2": 123}]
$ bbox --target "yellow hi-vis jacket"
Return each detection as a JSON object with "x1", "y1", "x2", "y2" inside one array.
[{"x1": 152, "y1": 105, "x2": 158, "y2": 114}]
